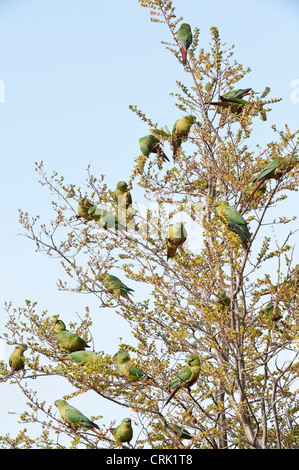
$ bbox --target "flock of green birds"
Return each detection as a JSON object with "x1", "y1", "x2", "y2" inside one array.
[
  {"x1": 8, "y1": 318, "x2": 200, "y2": 443},
  {"x1": 7, "y1": 22, "x2": 299, "y2": 447}
]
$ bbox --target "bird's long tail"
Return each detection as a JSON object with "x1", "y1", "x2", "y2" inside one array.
[
  {"x1": 125, "y1": 294, "x2": 135, "y2": 304},
  {"x1": 163, "y1": 386, "x2": 179, "y2": 407},
  {"x1": 167, "y1": 245, "x2": 177, "y2": 261},
  {"x1": 90, "y1": 425, "x2": 101, "y2": 437},
  {"x1": 161, "y1": 150, "x2": 170, "y2": 162},
  {"x1": 145, "y1": 377, "x2": 160, "y2": 388},
  {"x1": 241, "y1": 178, "x2": 265, "y2": 209},
  {"x1": 59, "y1": 356, "x2": 71, "y2": 361},
  {"x1": 172, "y1": 140, "x2": 180, "y2": 161},
  {"x1": 181, "y1": 46, "x2": 187, "y2": 65}
]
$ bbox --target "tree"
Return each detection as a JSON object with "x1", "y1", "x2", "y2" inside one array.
[{"x1": 1, "y1": 0, "x2": 298, "y2": 449}]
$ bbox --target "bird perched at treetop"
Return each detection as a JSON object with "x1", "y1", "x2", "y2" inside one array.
[
  {"x1": 54, "y1": 399, "x2": 101, "y2": 436},
  {"x1": 139, "y1": 134, "x2": 169, "y2": 162},
  {"x1": 113, "y1": 349, "x2": 157, "y2": 386},
  {"x1": 59, "y1": 350, "x2": 101, "y2": 366},
  {"x1": 215, "y1": 200, "x2": 251, "y2": 249},
  {"x1": 172, "y1": 115, "x2": 196, "y2": 160},
  {"x1": 164, "y1": 354, "x2": 200, "y2": 407},
  {"x1": 100, "y1": 273, "x2": 134, "y2": 303},
  {"x1": 9, "y1": 344, "x2": 27, "y2": 374},
  {"x1": 208, "y1": 88, "x2": 252, "y2": 114},
  {"x1": 113, "y1": 181, "x2": 132, "y2": 210},
  {"x1": 248, "y1": 155, "x2": 299, "y2": 200},
  {"x1": 177, "y1": 23, "x2": 193, "y2": 65},
  {"x1": 110, "y1": 418, "x2": 133, "y2": 445},
  {"x1": 166, "y1": 222, "x2": 187, "y2": 260},
  {"x1": 54, "y1": 319, "x2": 90, "y2": 353}
]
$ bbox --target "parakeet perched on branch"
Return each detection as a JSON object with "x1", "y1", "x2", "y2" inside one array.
[
  {"x1": 77, "y1": 198, "x2": 96, "y2": 220},
  {"x1": 54, "y1": 399, "x2": 101, "y2": 435},
  {"x1": 172, "y1": 115, "x2": 196, "y2": 160},
  {"x1": 110, "y1": 418, "x2": 133, "y2": 445},
  {"x1": 100, "y1": 273, "x2": 134, "y2": 303},
  {"x1": 139, "y1": 134, "x2": 169, "y2": 162},
  {"x1": 177, "y1": 23, "x2": 193, "y2": 65},
  {"x1": 114, "y1": 181, "x2": 132, "y2": 210},
  {"x1": 9, "y1": 344, "x2": 27, "y2": 374},
  {"x1": 113, "y1": 349, "x2": 157, "y2": 386},
  {"x1": 168, "y1": 423, "x2": 193, "y2": 440},
  {"x1": 54, "y1": 319, "x2": 90, "y2": 352},
  {"x1": 261, "y1": 302, "x2": 283, "y2": 322},
  {"x1": 59, "y1": 350, "x2": 101, "y2": 366},
  {"x1": 215, "y1": 200, "x2": 251, "y2": 249},
  {"x1": 164, "y1": 354, "x2": 200, "y2": 406},
  {"x1": 208, "y1": 88, "x2": 252, "y2": 114},
  {"x1": 248, "y1": 155, "x2": 298, "y2": 200},
  {"x1": 166, "y1": 222, "x2": 187, "y2": 260}
]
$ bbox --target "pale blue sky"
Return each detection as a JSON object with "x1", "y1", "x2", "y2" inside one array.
[{"x1": 0, "y1": 0, "x2": 298, "y2": 444}]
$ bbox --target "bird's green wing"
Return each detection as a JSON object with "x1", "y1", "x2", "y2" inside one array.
[
  {"x1": 221, "y1": 97, "x2": 247, "y2": 105},
  {"x1": 169, "y1": 424, "x2": 192, "y2": 440},
  {"x1": 225, "y1": 205, "x2": 247, "y2": 226},
  {"x1": 127, "y1": 365, "x2": 146, "y2": 380},
  {"x1": 177, "y1": 25, "x2": 192, "y2": 50},
  {"x1": 64, "y1": 406, "x2": 90, "y2": 426},
  {"x1": 254, "y1": 158, "x2": 281, "y2": 183},
  {"x1": 225, "y1": 206, "x2": 251, "y2": 242},
  {"x1": 222, "y1": 88, "x2": 251, "y2": 100},
  {"x1": 67, "y1": 351, "x2": 96, "y2": 363},
  {"x1": 171, "y1": 364, "x2": 192, "y2": 388},
  {"x1": 109, "y1": 275, "x2": 134, "y2": 293}
]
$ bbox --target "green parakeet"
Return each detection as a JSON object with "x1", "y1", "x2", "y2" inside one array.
[
  {"x1": 249, "y1": 155, "x2": 299, "y2": 199},
  {"x1": 114, "y1": 181, "x2": 132, "y2": 210},
  {"x1": 113, "y1": 349, "x2": 157, "y2": 386},
  {"x1": 262, "y1": 302, "x2": 283, "y2": 322},
  {"x1": 60, "y1": 350, "x2": 101, "y2": 365},
  {"x1": 77, "y1": 198, "x2": 93, "y2": 220},
  {"x1": 172, "y1": 115, "x2": 196, "y2": 160},
  {"x1": 215, "y1": 292, "x2": 231, "y2": 310},
  {"x1": 9, "y1": 344, "x2": 27, "y2": 374},
  {"x1": 54, "y1": 319, "x2": 90, "y2": 353},
  {"x1": 168, "y1": 424, "x2": 192, "y2": 440},
  {"x1": 54, "y1": 399, "x2": 100, "y2": 436},
  {"x1": 164, "y1": 354, "x2": 200, "y2": 406},
  {"x1": 166, "y1": 222, "x2": 187, "y2": 260},
  {"x1": 100, "y1": 273, "x2": 134, "y2": 303},
  {"x1": 139, "y1": 134, "x2": 169, "y2": 162},
  {"x1": 110, "y1": 418, "x2": 133, "y2": 445},
  {"x1": 215, "y1": 200, "x2": 251, "y2": 249},
  {"x1": 177, "y1": 23, "x2": 193, "y2": 65},
  {"x1": 91, "y1": 207, "x2": 127, "y2": 233},
  {"x1": 185, "y1": 177, "x2": 208, "y2": 192},
  {"x1": 208, "y1": 88, "x2": 251, "y2": 114}
]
